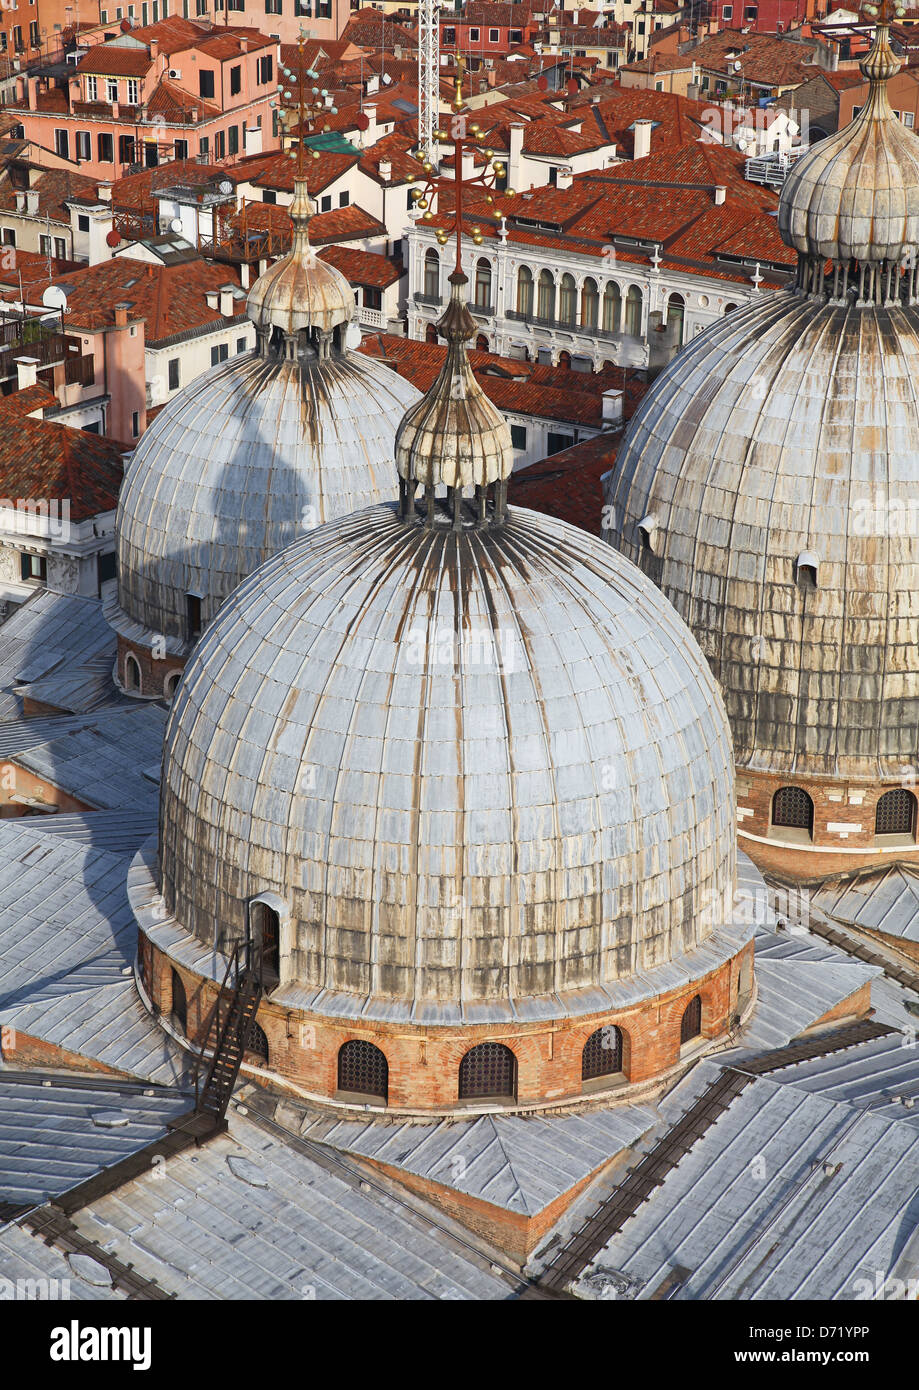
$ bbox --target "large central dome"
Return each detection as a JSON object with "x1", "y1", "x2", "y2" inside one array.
[{"x1": 159, "y1": 502, "x2": 735, "y2": 1007}]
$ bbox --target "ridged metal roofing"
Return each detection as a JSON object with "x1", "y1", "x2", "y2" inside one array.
[
  {"x1": 112, "y1": 347, "x2": 420, "y2": 648},
  {"x1": 159, "y1": 500, "x2": 736, "y2": 1008},
  {"x1": 604, "y1": 289, "x2": 919, "y2": 779}
]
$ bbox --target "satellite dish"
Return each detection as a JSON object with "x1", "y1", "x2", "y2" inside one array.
[
  {"x1": 382, "y1": 72, "x2": 392, "y2": 85},
  {"x1": 169, "y1": 217, "x2": 183, "y2": 234},
  {"x1": 42, "y1": 285, "x2": 67, "y2": 311},
  {"x1": 218, "y1": 179, "x2": 233, "y2": 195},
  {"x1": 344, "y1": 322, "x2": 362, "y2": 350}
]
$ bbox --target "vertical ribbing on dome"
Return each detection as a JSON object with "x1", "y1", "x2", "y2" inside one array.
[
  {"x1": 394, "y1": 266, "x2": 514, "y2": 529},
  {"x1": 778, "y1": 7, "x2": 919, "y2": 292}
]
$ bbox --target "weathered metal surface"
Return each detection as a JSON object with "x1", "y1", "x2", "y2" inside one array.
[
  {"x1": 780, "y1": 26, "x2": 919, "y2": 265},
  {"x1": 604, "y1": 291, "x2": 919, "y2": 779},
  {"x1": 159, "y1": 500, "x2": 736, "y2": 1007},
  {"x1": 246, "y1": 176, "x2": 355, "y2": 338}
]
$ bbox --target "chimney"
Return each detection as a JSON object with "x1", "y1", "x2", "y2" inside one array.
[
  {"x1": 205, "y1": 289, "x2": 219, "y2": 309},
  {"x1": 149, "y1": 38, "x2": 159, "y2": 59},
  {"x1": 113, "y1": 302, "x2": 129, "y2": 327},
  {"x1": 556, "y1": 165, "x2": 573, "y2": 189},
  {"x1": 15, "y1": 191, "x2": 25, "y2": 212},
  {"x1": 602, "y1": 388, "x2": 623, "y2": 427},
  {"x1": 240, "y1": 37, "x2": 248, "y2": 52},
  {"x1": 219, "y1": 285, "x2": 234, "y2": 316},
  {"x1": 508, "y1": 121, "x2": 524, "y2": 190},
  {"x1": 687, "y1": 80, "x2": 701, "y2": 100},
  {"x1": 98, "y1": 184, "x2": 112, "y2": 202},
  {"x1": 714, "y1": 184, "x2": 726, "y2": 204},
  {"x1": 25, "y1": 190, "x2": 39, "y2": 216},
  {"x1": 378, "y1": 156, "x2": 392, "y2": 181},
  {"x1": 14, "y1": 356, "x2": 39, "y2": 389},
  {"x1": 632, "y1": 119, "x2": 653, "y2": 159}
]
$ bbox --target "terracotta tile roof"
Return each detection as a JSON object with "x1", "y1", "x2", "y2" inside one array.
[
  {"x1": 0, "y1": 256, "x2": 246, "y2": 342},
  {"x1": 341, "y1": 9, "x2": 417, "y2": 49},
  {"x1": 506, "y1": 430, "x2": 621, "y2": 535},
  {"x1": 358, "y1": 131, "x2": 427, "y2": 183},
  {"x1": 75, "y1": 46, "x2": 153, "y2": 77},
  {"x1": 319, "y1": 245, "x2": 401, "y2": 287},
  {"x1": 358, "y1": 333, "x2": 648, "y2": 428},
  {"x1": 0, "y1": 394, "x2": 124, "y2": 522},
  {"x1": 129, "y1": 16, "x2": 209, "y2": 56},
  {"x1": 675, "y1": 29, "x2": 823, "y2": 87},
  {"x1": 193, "y1": 26, "x2": 275, "y2": 59},
  {"x1": 230, "y1": 199, "x2": 386, "y2": 250},
  {"x1": 0, "y1": 383, "x2": 57, "y2": 416},
  {"x1": 0, "y1": 167, "x2": 99, "y2": 223},
  {"x1": 146, "y1": 77, "x2": 221, "y2": 122},
  {"x1": 236, "y1": 147, "x2": 358, "y2": 196}
]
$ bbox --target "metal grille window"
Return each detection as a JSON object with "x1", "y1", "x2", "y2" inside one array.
[
  {"x1": 876, "y1": 789, "x2": 916, "y2": 837},
  {"x1": 772, "y1": 785, "x2": 814, "y2": 833},
  {"x1": 171, "y1": 969, "x2": 187, "y2": 1033},
  {"x1": 458, "y1": 1043, "x2": 517, "y2": 1100},
  {"x1": 338, "y1": 1040, "x2": 388, "y2": 1099},
  {"x1": 582, "y1": 1026, "x2": 622, "y2": 1080},
  {"x1": 680, "y1": 994, "x2": 702, "y2": 1045},
  {"x1": 246, "y1": 1020, "x2": 269, "y2": 1061}
]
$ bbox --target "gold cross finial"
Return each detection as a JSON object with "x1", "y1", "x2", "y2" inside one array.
[{"x1": 277, "y1": 32, "x2": 338, "y2": 184}]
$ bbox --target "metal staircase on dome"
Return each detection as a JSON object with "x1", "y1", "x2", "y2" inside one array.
[{"x1": 190, "y1": 943, "x2": 265, "y2": 1127}]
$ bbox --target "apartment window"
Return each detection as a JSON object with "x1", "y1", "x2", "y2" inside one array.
[
  {"x1": 722, "y1": 4, "x2": 732, "y2": 15},
  {"x1": 228, "y1": 124, "x2": 239, "y2": 155},
  {"x1": 168, "y1": 357, "x2": 180, "y2": 390},
  {"x1": 904, "y1": 111, "x2": 915, "y2": 128},
  {"x1": 320, "y1": 194, "x2": 332, "y2": 212},
  {"x1": 257, "y1": 54, "x2": 273, "y2": 84},
  {"x1": 443, "y1": 25, "x2": 455, "y2": 43},
  {"x1": 100, "y1": 6, "x2": 108, "y2": 16},
  {"x1": 118, "y1": 134, "x2": 135, "y2": 164},
  {"x1": 54, "y1": 128, "x2": 69, "y2": 158},
  {"x1": 199, "y1": 70, "x2": 215, "y2": 99},
  {"x1": 127, "y1": 78, "x2": 139, "y2": 104},
  {"x1": 0, "y1": 34, "x2": 6, "y2": 52},
  {"x1": 106, "y1": 78, "x2": 118, "y2": 103},
  {"x1": 29, "y1": 21, "x2": 38, "y2": 45},
  {"x1": 317, "y1": 0, "x2": 331, "y2": 15},
  {"x1": 339, "y1": 190, "x2": 349, "y2": 207},
  {"x1": 174, "y1": 138, "x2": 188, "y2": 159},
  {"x1": 20, "y1": 553, "x2": 47, "y2": 582},
  {"x1": 655, "y1": 79, "x2": 663, "y2": 91},
  {"x1": 55, "y1": 237, "x2": 66, "y2": 259},
  {"x1": 469, "y1": 26, "x2": 479, "y2": 41},
  {"x1": 294, "y1": 0, "x2": 311, "y2": 13},
  {"x1": 489, "y1": 27, "x2": 499, "y2": 41},
  {"x1": 131, "y1": 411, "x2": 139, "y2": 437},
  {"x1": 229, "y1": 64, "x2": 241, "y2": 96},
  {"x1": 744, "y1": 4, "x2": 757, "y2": 18},
  {"x1": 199, "y1": 136, "x2": 209, "y2": 157},
  {"x1": 2, "y1": 229, "x2": 15, "y2": 247},
  {"x1": 214, "y1": 130, "x2": 225, "y2": 160},
  {"x1": 77, "y1": 214, "x2": 90, "y2": 232},
  {"x1": 363, "y1": 285, "x2": 382, "y2": 310},
  {"x1": 510, "y1": 424, "x2": 527, "y2": 451},
  {"x1": 98, "y1": 132, "x2": 113, "y2": 162},
  {"x1": 75, "y1": 131, "x2": 90, "y2": 161},
  {"x1": 547, "y1": 431, "x2": 575, "y2": 454},
  {"x1": 236, "y1": 336, "x2": 247, "y2": 353},
  {"x1": 265, "y1": 0, "x2": 282, "y2": 11},
  {"x1": 509, "y1": 28, "x2": 522, "y2": 42},
  {"x1": 12, "y1": 26, "x2": 22, "y2": 50},
  {"x1": 40, "y1": 234, "x2": 51, "y2": 255},
  {"x1": 262, "y1": 188, "x2": 276, "y2": 204},
  {"x1": 210, "y1": 342, "x2": 229, "y2": 365}
]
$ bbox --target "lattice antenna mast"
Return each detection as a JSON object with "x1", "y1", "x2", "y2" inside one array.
[
  {"x1": 409, "y1": 58, "x2": 515, "y2": 274},
  {"x1": 418, "y1": 0, "x2": 440, "y2": 165}
]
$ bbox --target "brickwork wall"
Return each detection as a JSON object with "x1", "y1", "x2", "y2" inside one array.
[
  {"x1": 146, "y1": 933, "x2": 749, "y2": 1110},
  {"x1": 117, "y1": 633, "x2": 185, "y2": 702},
  {"x1": 0, "y1": 1026, "x2": 122, "y2": 1075},
  {"x1": 737, "y1": 768, "x2": 919, "y2": 881}
]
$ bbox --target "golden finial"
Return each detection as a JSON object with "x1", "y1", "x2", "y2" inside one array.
[{"x1": 277, "y1": 27, "x2": 338, "y2": 182}]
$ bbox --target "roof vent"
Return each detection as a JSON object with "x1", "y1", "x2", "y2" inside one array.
[
  {"x1": 796, "y1": 551, "x2": 819, "y2": 587},
  {"x1": 637, "y1": 513, "x2": 660, "y2": 553}
]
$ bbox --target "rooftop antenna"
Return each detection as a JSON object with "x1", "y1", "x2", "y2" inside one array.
[{"x1": 418, "y1": 0, "x2": 440, "y2": 164}]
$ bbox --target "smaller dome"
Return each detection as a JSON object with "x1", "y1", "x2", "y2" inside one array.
[
  {"x1": 779, "y1": 20, "x2": 919, "y2": 266},
  {"x1": 246, "y1": 176, "x2": 354, "y2": 336},
  {"x1": 396, "y1": 268, "x2": 513, "y2": 491}
]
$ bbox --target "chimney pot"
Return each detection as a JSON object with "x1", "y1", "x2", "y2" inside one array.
[
  {"x1": 714, "y1": 184, "x2": 726, "y2": 204},
  {"x1": 113, "y1": 302, "x2": 129, "y2": 327},
  {"x1": 632, "y1": 119, "x2": 653, "y2": 160},
  {"x1": 14, "y1": 356, "x2": 39, "y2": 390}
]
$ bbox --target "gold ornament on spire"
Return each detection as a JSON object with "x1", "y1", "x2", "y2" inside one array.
[
  {"x1": 276, "y1": 28, "x2": 339, "y2": 180},
  {"x1": 406, "y1": 54, "x2": 515, "y2": 273}
]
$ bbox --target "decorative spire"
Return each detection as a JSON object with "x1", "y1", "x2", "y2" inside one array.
[
  {"x1": 395, "y1": 59, "x2": 516, "y2": 531},
  {"x1": 778, "y1": 1, "x2": 919, "y2": 305},
  {"x1": 245, "y1": 29, "x2": 354, "y2": 354}
]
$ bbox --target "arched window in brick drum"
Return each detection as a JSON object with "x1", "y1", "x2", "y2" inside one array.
[
  {"x1": 246, "y1": 1020, "x2": 269, "y2": 1062},
  {"x1": 338, "y1": 1040, "x2": 388, "y2": 1100},
  {"x1": 772, "y1": 785, "x2": 814, "y2": 835},
  {"x1": 458, "y1": 1043, "x2": 517, "y2": 1101},
  {"x1": 170, "y1": 968, "x2": 187, "y2": 1034},
  {"x1": 680, "y1": 994, "x2": 702, "y2": 1045},
  {"x1": 582, "y1": 1026, "x2": 622, "y2": 1080},
  {"x1": 876, "y1": 788, "x2": 917, "y2": 837}
]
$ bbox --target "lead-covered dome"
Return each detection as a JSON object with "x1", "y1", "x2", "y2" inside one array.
[
  {"x1": 159, "y1": 502, "x2": 736, "y2": 1011},
  {"x1": 107, "y1": 176, "x2": 420, "y2": 656}
]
